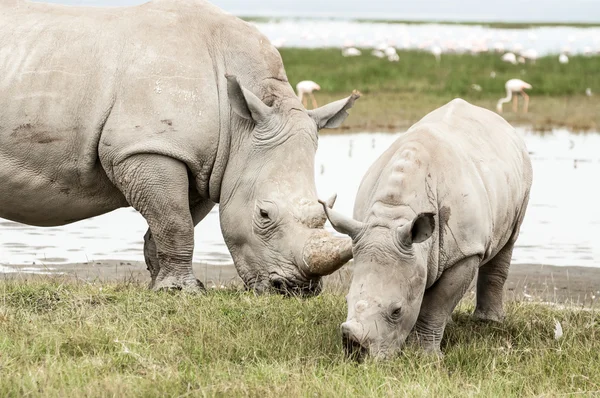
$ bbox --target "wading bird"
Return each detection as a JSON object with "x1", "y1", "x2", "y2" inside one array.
[
  {"x1": 296, "y1": 80, "x2": 321, "y2": 109},
  {"x1": 559, "y1": 53, "x2": 569, "y2": 64},
  {"x1": 496, "y1": 78, "x2": 532, "y2": 114},
  {"x1": 501, "y1": 52, "x2": 517, "y2": 64}
]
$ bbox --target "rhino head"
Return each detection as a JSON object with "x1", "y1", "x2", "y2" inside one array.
[
  {"x1": 321, "y1": 201, "x2": 436, "y2": 359},
  {"x1": 218, "y1": 75, "x2": 360, "y2": 296}
]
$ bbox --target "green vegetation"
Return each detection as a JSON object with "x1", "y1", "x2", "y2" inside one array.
[
  {"x1": 1, "y1": 279, "x2": 599, "y2": 397},
  {"x1": 279, "y1": 49, "x2": 600, "y2": 132}
]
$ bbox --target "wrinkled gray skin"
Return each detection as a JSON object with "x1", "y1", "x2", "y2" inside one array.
[
  {"x1": 322, "y1": 99, "x2": 532, "y2": 358},
  {"x1": 0, "y1": 0, "x2": 357, "y2": 294}
]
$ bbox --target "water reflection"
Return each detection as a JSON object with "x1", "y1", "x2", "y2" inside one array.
[{"x1": 1, "y1": 128, "x2": 599, "y2": 270}]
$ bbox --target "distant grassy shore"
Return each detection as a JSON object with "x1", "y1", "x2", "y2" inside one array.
[
  {"x1": 0, "y1": 278, "x2": 598, "y2": 397},
  {"x1": 242, "y1": 16, "x2": 600, "y2": 29},
  {"x1": 279, "y1": 49, "x2": 600, "y2": 132}
]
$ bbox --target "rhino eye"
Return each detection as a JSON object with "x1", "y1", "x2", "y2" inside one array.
[
  {"x1": 387, "y1": 305, "x2": 402, "y2": 323},
  {"x1": 254, "y1": 200, "x2": 278, "y2": 230}
]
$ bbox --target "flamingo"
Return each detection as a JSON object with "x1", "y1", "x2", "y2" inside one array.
[
  {"x1": 559, "y1": 53, "x2": 569, "y2": 64},
  {"x1": 501, "y1": 52, "x2": 517, "y2": 64},
  {"x1": 371, "y1": 49, "x2": 385, "y2": 58},
  {"x1": 496, "y1": 79, "x2": 532, "y2": 114},
  {"x1": 431, "y1": 45, "x2": 442, "y2": 63},
  {"x1": 342, "y1": 47, "x2": 362, "y2": 57},
  {"x1": 296, "y1": 80, "x2": 321, "y2": 109}
]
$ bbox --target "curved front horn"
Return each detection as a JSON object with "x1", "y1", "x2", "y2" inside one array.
[
  {"x1": 300, "y1": 231, "x2": 353, "y2": 277},
  {"x1": 318, "y1": 198, "x2": 364, "y2": 240}
]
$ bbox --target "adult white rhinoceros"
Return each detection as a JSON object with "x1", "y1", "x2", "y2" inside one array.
[
  {"x1": 321, "y1": 99, "x2": 532, "y2": 358},
  {"x1": 0, "y1": 0, "x2": 359, "y2": 294}
]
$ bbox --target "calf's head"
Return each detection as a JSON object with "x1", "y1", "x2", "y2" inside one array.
[
  {"x1": 322, "y1": 201, "x2": 435, "y2": 359},
  {"x1": 219, "y1": 75, "x2": 360, "y2": 296}
]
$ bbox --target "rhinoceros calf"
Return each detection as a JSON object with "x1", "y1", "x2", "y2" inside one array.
[
  {"x1": 322, "y1": 99, "x2": 532, "y2": 357},
  {"x1": 0, "y1": 0, "x2": 359, "y2": 294}
]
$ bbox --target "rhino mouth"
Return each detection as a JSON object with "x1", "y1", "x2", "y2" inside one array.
[
  {"x1": 239, "y1": 269, "x2": 323, "y2": 297},
  {"x1": 343, "y1": 335, "x2": 368, "y2": 362},
  {"x1": 267, "y1": 275, "x2": 323, "y2": 297}
]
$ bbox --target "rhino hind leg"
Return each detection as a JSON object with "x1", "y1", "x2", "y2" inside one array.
[
  {"x1": 412, "y1": 256, "x2": 479, "y2": 355},
  {"x1": 473, "y1": 240, "x2": 514, "y2": 323},
  {"x1": 474, "y1": 193, "x2": 529, "y2": 322},
  {"x1": 111, "y1": 154, "x2": 203, "y2": 292}
]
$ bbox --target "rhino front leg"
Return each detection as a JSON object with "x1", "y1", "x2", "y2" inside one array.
[
  {"x1": 112, "y1": 154, "x2": 201, "y2": 292},
  {"x1": 144, "y1": 197, "x2": 215, "y2": 288},
  {"x1": 412, "y1": 256, "x2": 479, "y2": 354}
]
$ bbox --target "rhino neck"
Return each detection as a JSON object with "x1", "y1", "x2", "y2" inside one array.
[{"x1": 206, "y1": 78, "x2": 232, "y2": 203}]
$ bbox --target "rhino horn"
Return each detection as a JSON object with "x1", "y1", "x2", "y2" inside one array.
[
  {"x1": 301, "y1": 230, "x2": 353, "y2": 277},
  {"x1": 318, "y1": 197, "x2": 364, "y2": 240}
]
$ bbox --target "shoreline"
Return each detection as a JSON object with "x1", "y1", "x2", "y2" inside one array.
[{"x1": 2, "y1": 260, "x2": 598, "y2": 306}]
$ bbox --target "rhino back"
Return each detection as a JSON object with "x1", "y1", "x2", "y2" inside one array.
[
  {"x1": 0, "y1": 0, "x2": 290, "y2": 225},
  {"x1": 355, "y1": 99, "x2": 532, "y2": 278}
]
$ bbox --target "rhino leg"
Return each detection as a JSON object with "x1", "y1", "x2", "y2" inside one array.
[
  {"x1": 112, "y1": 154, "x2": 201, "y2": 292},
  {"x1": 473, "y1": 241, "x2": 514, "y2": 323},
  {"x1": 144, "y1": 197, "x2": 215, "y2": 288},
  {"x1": 412, "y1": 256, "x2": 479, "y2": 354}
]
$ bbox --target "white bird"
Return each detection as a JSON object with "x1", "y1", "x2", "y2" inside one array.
[
  {"x1": 554, "y1": 318, "x2": 563, "y2": 340},
  {"x1": 559, "y1": 54, "x2": 569, "y2": 64},
  {"x1": 342, "y1": 47, "x2": 362, "y2": 57},
  {"x1": 296, "y1": 80, "x2": 321, "y2": 109},
  {"x1": 521, "y1": 49, "x2": 538, "y2": 62},
  {"x1": 431, "y1": 45, "x2": 442, "y2": 63},
  {"x1": 388, "y1": 53, "x2": 400, "y2": 62},
  {"x1": 586, "y1": 88, "x2": 593, "y2": 96},
  {"x1": 384, "y1": 46, "x2": 397, "y2": 57},
  {"x1": 497, "y1": 78, "x2": 532, "y2": 114},
  {"x1": 502, "y1": 52, "x2": 517, "y2": 65},
  {"x1": 490, "y1": 71, "x2": 497, "y2": 78},
  {"x1": 371, "y1": 49, "x2": 386, "y2": 58}
]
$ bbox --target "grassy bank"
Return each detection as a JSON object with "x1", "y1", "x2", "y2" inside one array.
[
  {"x1": 279, "y1": 49, "x2": 600, "y2": 132},
  {"x1": 1, "y1": 279, "x2": 598, "y2": 397}
]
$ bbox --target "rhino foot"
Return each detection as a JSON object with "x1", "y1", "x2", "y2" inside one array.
[
  {"x1": 152, "y1": 276, "x2": 205, "y2": 293},
  {"x1": 472, "y1": 309, "x2": 504, "y2": 323}
]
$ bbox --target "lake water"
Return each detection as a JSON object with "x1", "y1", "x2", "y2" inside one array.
[
  {"x1": 251, "y1": 20, "x2": 600, "y2": 56},
  {"x1": 29, "y1": 0, "x2": 600, "y2": 56},
  {"x1": 1, "y1": 128, "x2": 599, "y2": 274}
]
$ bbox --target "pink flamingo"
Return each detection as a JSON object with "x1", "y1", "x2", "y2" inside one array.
[
  {"x1": 296, "y1": 80, "x2": 321, "y2": 109},
  {"x1": 497, "y1": 79, "x2": 532, "y2": 114}
]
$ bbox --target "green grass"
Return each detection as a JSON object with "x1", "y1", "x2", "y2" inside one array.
[
  {"x1": 279, "y1": 49, "x2": 600, "y2": 132},
  {"x1": 1, "y1": 279, "x2": 599, "y2": 397}
]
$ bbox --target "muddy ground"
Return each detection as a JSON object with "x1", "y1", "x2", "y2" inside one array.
[{"x1": 2, "y1": 260, "x2": 599, "y2": 306}]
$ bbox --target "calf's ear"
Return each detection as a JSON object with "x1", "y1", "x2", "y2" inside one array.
[{"x1": 396, "y1": 213, "x2": 436, "y2": 247}]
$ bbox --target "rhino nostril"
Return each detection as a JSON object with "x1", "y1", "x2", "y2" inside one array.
[{"x1": 341, "y1": 323, "x2": 367, "y2": 361}]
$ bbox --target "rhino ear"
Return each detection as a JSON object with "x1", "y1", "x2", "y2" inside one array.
[
  {"x1": 307, "y1": 90, "x2": 361, "y2": 130},
  {"x1": 226, "y1": 74, "x2": 272, "y2": 123},
  {"x1": 396, "y1": 213, "x2": 435, "y2": 247}
]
